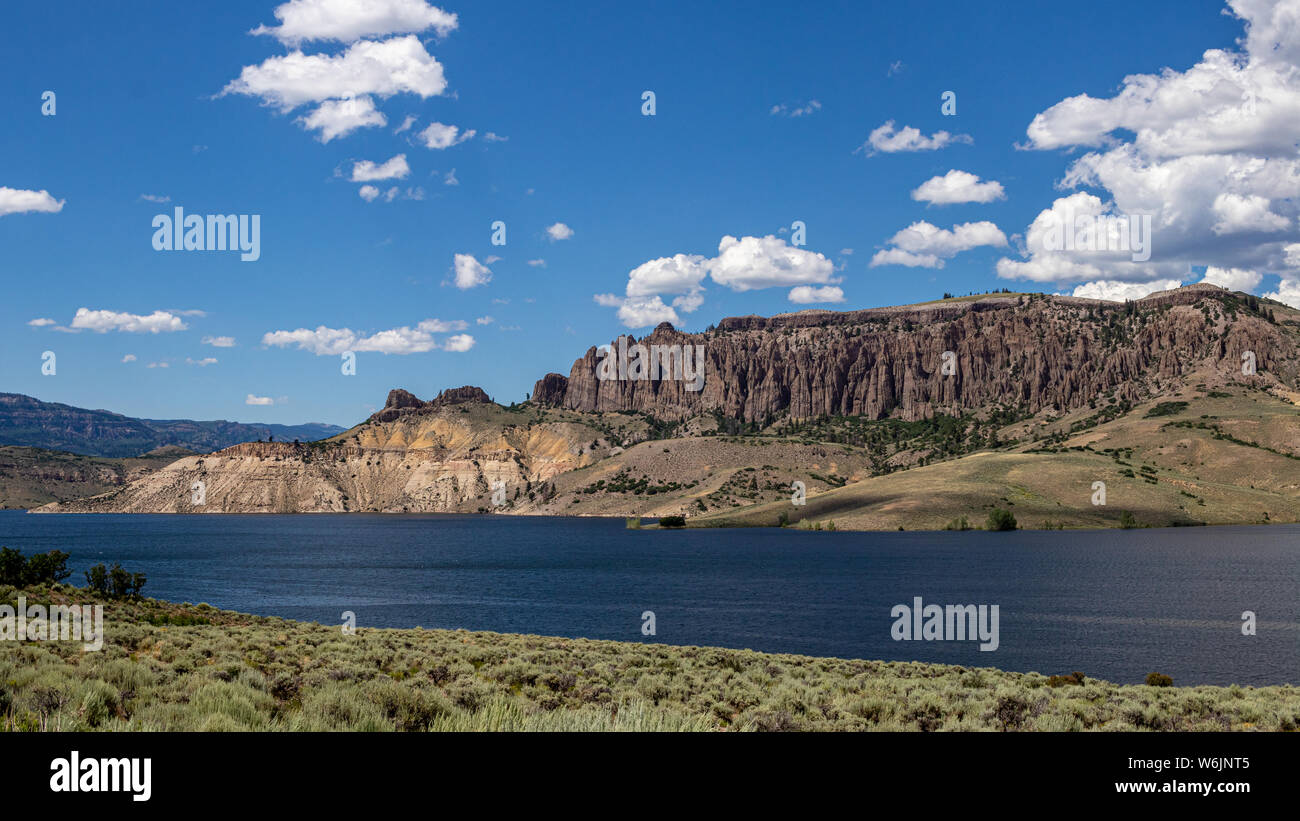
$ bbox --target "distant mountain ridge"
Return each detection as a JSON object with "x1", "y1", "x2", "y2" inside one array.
[{"x1": 0, "y1": 393, "x2": 345, "y2": 457}]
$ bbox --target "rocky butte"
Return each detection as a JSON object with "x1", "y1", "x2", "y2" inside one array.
[{"x1": 533, "y1": 284, "x2": 1299, "y2": 423}]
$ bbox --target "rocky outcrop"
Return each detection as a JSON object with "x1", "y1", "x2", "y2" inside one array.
[
  {"x1": 532, "y1": 373, "x2": 569, "y2": 405},
  {"x1": 370, "y1": 386, "x2": 491, "y2": 422},
  {"x1": 534, "y1": 287, "x2": 1300, "y2": 422},
  {"x1": 431, "y1": 386, "x2": 492, "y2": 406}
]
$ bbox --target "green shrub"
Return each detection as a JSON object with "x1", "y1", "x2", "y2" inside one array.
[
  {"x1": 658, "y1": 515, "x2": 686, "y2": 528},
  {"x1": 1145, "y1": 672, "x2": 1173, "y2": 687},
  {"x1": 85, "y1": 563, "x2": 147, "y2": 598},
  {"x1": 1118, "y1": 511, "x2": 1137, "y2": 529},
  {"x1": 0, "y1": 548, "x2": 72, "y2": 586},
  {"x1": 985, "y1": 508, "x2": 1017, "y2": 532},
  {"x1": 1144, "y1": 401, "x2": 1188, "y2": 418}
]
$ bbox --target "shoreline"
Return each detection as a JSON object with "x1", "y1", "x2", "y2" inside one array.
[{"x1": 14, "y1": 506, "x2": 1291, "y2": 534}]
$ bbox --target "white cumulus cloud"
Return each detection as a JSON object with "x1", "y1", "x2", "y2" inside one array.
[
  {"x1": 452, "y1": 253, "x2": 492, "y2": 289},
  {"x1": 298, "y1": 96, "x2": 387, "y2": 141},
  {"x1": 252, "y1": 0, "x2": 457, "y2": 45},
  {"x1": 1070, "y1": 279, "x2": 1184, "y2": 301},
  {"x1": 262, "y1": 318, "x2": 470, "y2": 355},
  {"x1": 860, "y1": 121, "x2": 972, "y2": 155},
  {"x1": 224, "y1": 35, "x2": 448, "y2": 109},
  {"x1": 0, "y1": 187, "x2": 64, "y2": 217},
  {"x1": 597, "y1": 235, "x2": 839, "y2": 327},
  {"x1": 351, "y1": 154, "x2": 410, "y2": 182},
  {"x1": 1003, "y1": 0, "x2": 1300, "y2": 302},
  {"x1": 70, "y1": 309, "x2": 187, "y2": 334},
  {"x1": 418, "y1": 122, "x2": 474, "y2": 149},
  {"x1": 871, "y1": 221, "x2": 1007, "y2": 269},
  {"x1": 1201, "y1": 266, "x2": 1262, "y2": 291},
  {"x1": 788, "y1": 285, "x2": 845, "y2": 304},
  {"x1": 911, "y1": 170, "x2": 1006, "y2": 205}
]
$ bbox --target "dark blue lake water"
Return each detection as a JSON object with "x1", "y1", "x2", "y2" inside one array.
[{"x1": 2, "y1": 511, "x2": 1295, "y2": 686}]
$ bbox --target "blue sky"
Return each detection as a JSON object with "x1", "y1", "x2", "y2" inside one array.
[{"x1": 2, "y1": 0, "x2": 1294, "y2": 427}]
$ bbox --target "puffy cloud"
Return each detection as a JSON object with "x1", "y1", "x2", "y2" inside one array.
[
  {"x1": 452, "y1": 253, "x2": 492, "y2": 289},
  {"x1": 252, "y1": 0, "x2": 457, "y2": 45},
  {"x1": 186, "y1": 357, "x2": 218, "y2": 366},
  {"x1": 672, "y1": 291, "x2": 705, "y2": 313},
  {"x1": 418, "y1": 122, "x2": 474, "y2": 149},
  {"x1": 597, "y1": 235, "x2": 838, "y2": 326},
  {"x1": 868, "y1": 248, "x2": 941, "y2": 268},
  {"x1": 709, "y1": 235, "x2": 836, "y2": 291},
  {"x1": 121, "y1": 354, "x2": 137, "y2": 363},
  {"x1": 1211, "y1": 193, "x2": 1289, "y2": 234},
  {"x1": 358, "y1": 184, "x2": 381, "y2": 202},
  {"x1": 1070, "y1": 279, "x2": 1183, "y2": 301},
  {"x1": 859, "y1": 121, "x2": 972, "y2": 155},
  {"x1": 995, "y1": 191, "x2": 1172, "y2": 283},
  {"x1": 1023, "y1": 9, "x2": 1300, "y2": 158},
  {"x1": 1201, "y1": 266, "x2": 1262, "y2": 291},
  {"x1": 27, "y1": 318, "x2": 54, "y2": 327},
  {"x1": 246, "y1": 394, "x2": 274, "y2": 406},
  {"x1": 139, "y1": 194, "x2": 170, "y2": 203},
  {"x1": 261, "y1": 326, "x2": 356, "y2": 355},
  {"x1": 299, "y1": 96, "x2": 387, "y2": 141},
  {"x1": 546, "y1": 222, "x2": 574, "y2": 241},
  {"x1": 1004, "y1": 1, "x2": 1300, "y2": 301},
  {"x1": 612, "y1": 295, "x2": 679, "y2": 328},
  {"x1": 788, "y1": 285, "x2": 845, "y2": 304},
  {"x1": 69, "y1": 308, "x2": 187, "y2": 334},
  {"x1": 476, "y1": 316, "x2": 494, "y2": 325},
  {"x1": 261, "y1": 318, "x2": 470, "y2": 355},
  {"x1": 871, "y1": 221, "x2": 1007, "y2": 269},
  {"x1": 626, "y1": 254, "x2": 708, "y2": 298},
  {"x1": 223, "y1": 35, "x2": 447, "y2": 111},
  {"x1": 1264, "y1": 277, "x2": 1300, "y2": 308},
  {"x1": 202, "y1": 336, "x2": 236, "y2": 347},
  {"x1": 350, "y1": 154, "x2": 410, "y2": 182},
  {"x1": 0, "y1": 187, "x2": 64, "y2": 217},
  {"x1": 442, "y1": 333, "x2": 475, "y2": 352},
  {"x1": 911, "y1": 170, "x2": 1006, "y2": 205}
]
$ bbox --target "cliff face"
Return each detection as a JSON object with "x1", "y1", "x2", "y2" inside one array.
[
  {"x1": 38, "y1": 391, "x2": 613, "y2": 513},
  {"x1": 534, "y1": 286, "x2": 1300, "y2": 422}
]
